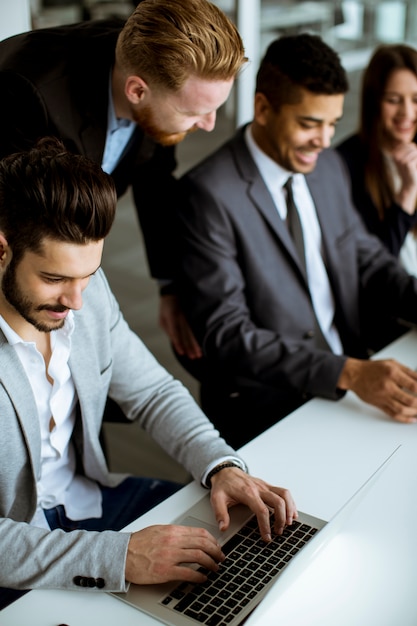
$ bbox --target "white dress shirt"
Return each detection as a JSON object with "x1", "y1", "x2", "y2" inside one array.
[
  {"x1": 0, "y1": 313, "x2": 101, "y2": 529},
  {"x1": 245, "y1": 125, "x2": 343, "y2": 354}
]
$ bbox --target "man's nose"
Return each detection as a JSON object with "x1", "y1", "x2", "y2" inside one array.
[
  {"x1": 313, "y1": 125, "x2": 335, "y2": 149},
  {"x1": 59, "y1": 283, "x2": 84, "y2": 310},
  {"x1": 196, "y1": 111, "x2": 216, "y2": 132}
]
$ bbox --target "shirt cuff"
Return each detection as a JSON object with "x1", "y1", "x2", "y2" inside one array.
[{"x1": 200, "y1": 456, "x2": 248, "y2": 488}]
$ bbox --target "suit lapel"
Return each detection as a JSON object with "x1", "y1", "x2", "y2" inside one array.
[
  {"x1": 231, "y1": 128, "x2": 308, "y2": 282},
  {"x1": 69, "y1": 320, "x2": 99, "y2": 433},
  {"x1": 77, "y1": 76, "x2": 109, "y2": 163},
  {"x1": 304, "y1": 155, "x2": 357, "y2": 335},
  {"x1": 305, "y1": 159, "x2": 342, "y2": 289},
  {"x1": 0, "y1": 332, "x2": 41, "y2": 480},
  {"x1": 68, "y1": 314, "x2": 109, "y2": 479}
]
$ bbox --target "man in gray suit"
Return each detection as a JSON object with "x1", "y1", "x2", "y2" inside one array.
[
  {"x1": 176, "y1": 34, "x2": 417, "y2": 449},
  {"x1": 0, "y1": 138, "x2": 296, "y2": 608}
]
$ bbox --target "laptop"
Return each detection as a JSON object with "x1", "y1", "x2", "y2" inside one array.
[{"x1": 111, "y1": 445, "x2": 400, "y2": 626}]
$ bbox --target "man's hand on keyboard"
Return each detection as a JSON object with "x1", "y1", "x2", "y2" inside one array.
[
  {"x1": 209, "y1": 467, "x2": 298, "y2": 542},
  {"x1": 125, "y1": 524, "x2": 225, "y2": 585}
]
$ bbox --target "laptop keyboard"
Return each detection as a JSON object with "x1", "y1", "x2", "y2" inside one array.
[{"x1": 159, "y1": 513, "x2": 319, "y2": 625}]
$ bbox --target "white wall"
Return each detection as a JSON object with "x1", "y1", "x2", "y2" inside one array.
[
  {"x1": 236, "y1": 0, "x2": 260, "y2": 126},
  {"x1": 0, "y1": 0, "x2": 31, "y2": 40}
]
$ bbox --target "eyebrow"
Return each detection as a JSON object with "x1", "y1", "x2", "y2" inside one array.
[
  {"x1": 298, "y1": 114, "x2": 342, "y2": 124},
  {"x1": 384, "y1": 90, "x2": 417, "y2": 95},
  {"x1": 40, "y1": 264, "x2": 102, "y2": 280}
]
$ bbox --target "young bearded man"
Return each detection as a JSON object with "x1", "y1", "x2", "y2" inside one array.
[{"x1": 0, "y1": 138, "x2": 296, "y2": 609}]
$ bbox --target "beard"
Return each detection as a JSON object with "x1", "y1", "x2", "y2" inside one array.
[
  {"x1": 131, "y1": 103, "x2": 197, "y2": 146},
  {"x1": 2, "y1": 259, "x2": 67, "y2": 333}
]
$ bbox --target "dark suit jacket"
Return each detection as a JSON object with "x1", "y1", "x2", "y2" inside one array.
[
  {"x1": 176, "y1": 127, "x2": 417, "y2": 443},
  {"x1": 336, "y1": 133, "x2": 417, "y2": 257},
  {"x1": 0, "y1": 19, "x2": 177, "y2": 279}
]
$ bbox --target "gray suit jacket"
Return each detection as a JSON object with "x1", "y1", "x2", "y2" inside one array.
[
  {"x1": 0, "y1": 270, "x2": 239, "y2": 591},
  {"x1": 177, "y1": 127, "x2": 417, "y2": 421}
]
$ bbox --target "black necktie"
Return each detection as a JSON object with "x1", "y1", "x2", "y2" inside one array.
[
  {"x1": 283, "y1": 176, "x2": 330, "y2": 351},
  {"x1": 283, "y1": 176, "x2": 306, "y2": 270}
]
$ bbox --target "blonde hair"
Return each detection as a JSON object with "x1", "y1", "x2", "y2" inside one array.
[{"x1": 116, "y1": 0, "x2": 247, "y2": 90}]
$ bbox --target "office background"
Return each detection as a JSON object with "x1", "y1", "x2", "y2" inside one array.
[{"x1": 2, "y1": 0, "x2": 417, "y2": 483}]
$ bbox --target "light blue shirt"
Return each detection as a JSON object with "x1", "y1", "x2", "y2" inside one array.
[{"x1": 101, "y1": 71, "x2": 136, "y2": 174}]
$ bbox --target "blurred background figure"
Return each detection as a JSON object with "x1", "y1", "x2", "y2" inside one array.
[{"x1": 337, "y1": 44, "x2": 417, "y2": 276}]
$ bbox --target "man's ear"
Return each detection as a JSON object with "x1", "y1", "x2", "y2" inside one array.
[
  {"x1": 125, "y1": 75, "x2": 149, "y2": 104},
  {"x1": 254, "y1": 92, "x2": 273, "y2": 125},
  {"x1": 0, "y1": 234, "x2": 10, "y2": 263}
]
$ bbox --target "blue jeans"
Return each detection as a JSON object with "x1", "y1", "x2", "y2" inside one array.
[{"x1": 0, "y1": 476, "x2": 182, "y2": 611}]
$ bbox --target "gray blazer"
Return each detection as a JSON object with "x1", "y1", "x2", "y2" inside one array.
[
  {"x1": 0, "y1": 270, "x2": 239, "y2": 591},
  {"x1": 177, "y1": 127, "x2": 417, "y2": 421}
]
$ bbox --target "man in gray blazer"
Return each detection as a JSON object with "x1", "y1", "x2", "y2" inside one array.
[
  {"x1": 176, "y1": 34, "x2": 417, "y2": 449},
  {"x1": 0, "y1": 139, "x2": 296, "y2": 608}
]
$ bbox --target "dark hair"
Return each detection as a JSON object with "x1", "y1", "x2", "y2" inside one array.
[
  {"x1": 255, "y1": 33, "x2": 348, "y2": 109},
  {"x1": 0, "y1": 137, "x2": 117, "y2": 263},
  {"x1": 359, "y1": 44, "x2": 417, "y2": 216}
]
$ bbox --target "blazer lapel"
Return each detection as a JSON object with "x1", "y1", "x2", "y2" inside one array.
[
  {"x1": 69, "y1": 52, "x2": 112, "y2": 163},
  {"x1": 305, "y1": 160, "x2": 343, "y2": 289},
  {"x1": 69, "y1": 325, "x2": 99, "y2": 433},
  {"x1": 305, "y1": 156, "x2": 354, "y2": 327},
  {"x1": 77, "y1": 82, "x2": 108, "y2": 163},
  {"x1": 0, "y1": 333, "x2": 41, "y2": 481},
  {"x1": 68, "y1": 318, "x2": 109, "y2": 480},
  {"x1": 231, "y1": 128, "x2": 308, "y2": 282}
]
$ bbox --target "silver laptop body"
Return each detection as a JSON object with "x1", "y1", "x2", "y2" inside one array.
[{"x1": 111, "y1": 446, "x2": 400, "y2": 626}]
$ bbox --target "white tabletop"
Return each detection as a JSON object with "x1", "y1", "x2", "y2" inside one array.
[{"x1": 2, "y1": 329, "x2": 417, "y2": 626}]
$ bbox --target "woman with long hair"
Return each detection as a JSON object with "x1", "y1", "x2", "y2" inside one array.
[{"x1": 337, "y1": 44, "x2": 417, "y2": 276}]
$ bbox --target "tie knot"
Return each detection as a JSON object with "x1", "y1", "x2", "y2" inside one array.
[{"x1": 283, "y1": 176, "x2": 294, "y2": 193}]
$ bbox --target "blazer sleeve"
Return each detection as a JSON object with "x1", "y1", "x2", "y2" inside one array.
[
  {"x1": 130, "y1": 142, "x2": 180, "y2": 281},
  {"x1": 0, "y1": 517, "x2": 130, "y2": 592},
  {"x1": 91, "y1": 272, "x2": 241, "y2": 476}
]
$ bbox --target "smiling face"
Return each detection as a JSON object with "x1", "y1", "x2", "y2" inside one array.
[
  {"x1": 127, "y1": 74, "x2": 235, "y2": 146},
  {"x1": 0, "y1": 237, "x2": 103, "y2": 338},
  {"x1": 251, "y1": 87, "x2": 344, "y2": 173},
  {"x1": 380, "y1": 68, "x2": 417, "y2": 150}
]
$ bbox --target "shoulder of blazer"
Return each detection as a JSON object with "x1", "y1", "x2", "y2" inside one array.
[
  {"x1": 306, "y1": 147, "x2": 348, "y2": 183},
  {"x1": 229, "y1": 125, "x2": 261, "y2": 182},
  {"x1": 186, "y1": 124, "x2": 256, "y2": 186},
  {"x1": 0, "y1": 20, "x2": 123, "y2": 81}
]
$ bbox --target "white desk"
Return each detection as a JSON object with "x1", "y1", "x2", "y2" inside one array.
[{"x1": 2, "y1": 330, "x2": 417, "y2": 626}]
